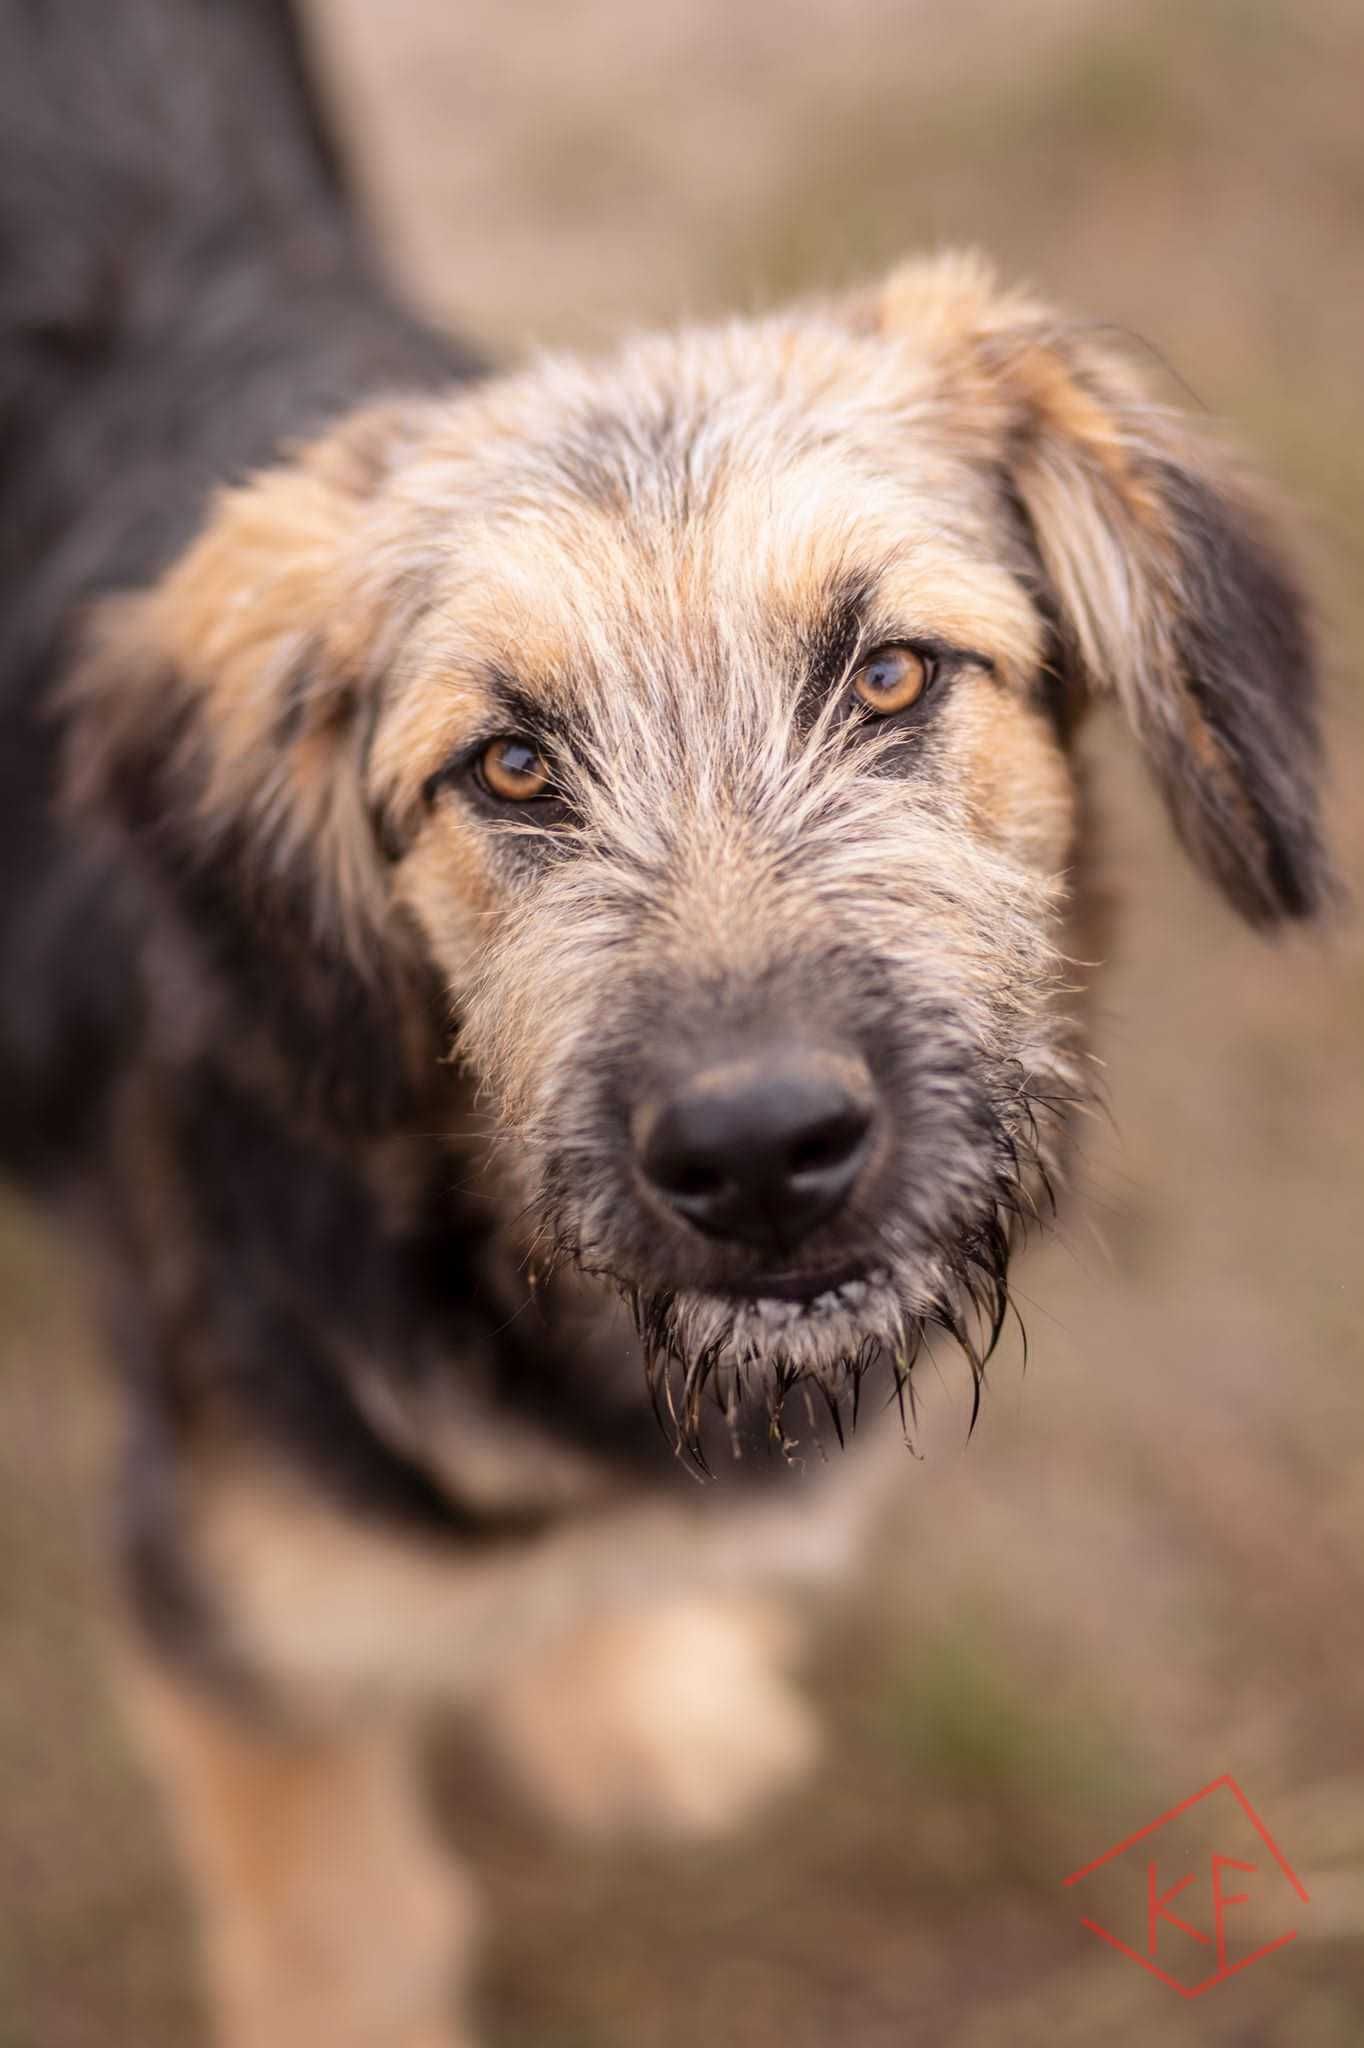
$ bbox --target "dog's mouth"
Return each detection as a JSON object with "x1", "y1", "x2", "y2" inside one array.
[
  {"x1": 673, "y1": 1263, "x2": 909, "y2": 1362},
  {"x1": 716, "y1": 1260, "x2": 885, "y2": 1308},
  {"x1": 619, "y1": 1207, "x2": 1024, "y2": 1462},
  {"x1": 624, "y1": 1261, "x2": 913, "y2": 1463}
]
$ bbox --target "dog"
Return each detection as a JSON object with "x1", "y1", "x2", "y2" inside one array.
[{"x1": 0, "y1": 2, "x2": 1327, "y2": 2043}]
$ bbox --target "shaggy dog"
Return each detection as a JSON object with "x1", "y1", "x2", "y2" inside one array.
[{"x1": 0, "y1": 2, "x2": 1324, "y2": 2042}]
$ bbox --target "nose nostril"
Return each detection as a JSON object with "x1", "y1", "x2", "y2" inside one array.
[
  {"x1": 660, "y1": 1161, "x2": 728, "y2": 1201},
  {"x1": 786, "y1": 1109, "x2": 870, "y2": 1179}
]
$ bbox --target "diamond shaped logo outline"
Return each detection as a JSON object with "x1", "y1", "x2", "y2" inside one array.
[{"x1": 1061, "y1": 1775, "x2": 1309, "y2": 1998}]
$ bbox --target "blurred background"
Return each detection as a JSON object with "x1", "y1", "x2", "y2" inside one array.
[{"x1": 2, "y1": 0, "x2": 1362, "y2": 2041}]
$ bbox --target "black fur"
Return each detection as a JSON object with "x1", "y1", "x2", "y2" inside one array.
[
  {"x1": 0, "y1": 0, "x2": 479, "y2": 1174},
  {"x1": 995, "y1": 360, "x2": 1326, "y2": 923},
  {"x1": 796, "y1": 571, "x2": 877, "y2": 717},
  {"x1": 0, "y1": 0, "x2": 704, "y2": 1691},
  {"x1": 1161, "y1": 461, "x2": 1326, "y2": 923}
]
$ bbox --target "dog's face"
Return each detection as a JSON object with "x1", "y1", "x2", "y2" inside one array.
[
  {"x1": 368, "y1": 319, "x2": 1076, "y2": 1424},
  {"x1": 69, "y1": 254, "x2": 1324, "y2": 1444}
]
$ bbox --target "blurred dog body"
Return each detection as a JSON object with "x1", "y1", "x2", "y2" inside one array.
[{"x1": 0, "y1": 3, "x2": 1325, "y2": 2044}]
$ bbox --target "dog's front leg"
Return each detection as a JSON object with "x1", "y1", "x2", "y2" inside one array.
[
  {"x1": 124, "y1": 1652, "x2": 478, "y2": 2048},
  {"x1": 476, "y1": 1593, "x2": 821, "y2": 1839}
]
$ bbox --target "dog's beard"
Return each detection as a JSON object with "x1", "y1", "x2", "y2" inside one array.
[
  {"x1": 625, "y1": 1199, "x2": 1019, "y2": 1468},
  {"x1": 524, "y1": 1064, "x2": 1069, "y2": 1470},
  {"x1": 482, "y1": 953, "x2": 1081, "y2": 1467}
]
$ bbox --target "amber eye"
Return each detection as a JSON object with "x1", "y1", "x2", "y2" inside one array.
[
  {"x1": 850, "y1": 645, "x2": 931, "y2": 715},
  {"x1": 477, "y1": 735, "x2": 553, "y2": 802}
]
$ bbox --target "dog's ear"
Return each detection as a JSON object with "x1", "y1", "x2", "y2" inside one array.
[
  {"x1": 872, "y1": 252, "x2": 1327, "y2": 924},
  {"x1": 64, "y1": 401, "x2": 442, "y2": 1126}
]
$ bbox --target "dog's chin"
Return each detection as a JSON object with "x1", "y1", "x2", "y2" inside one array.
[
  {"x1": 631, "y1": 1258, "x2": 943, "y2": 1399},
  {"x1": 675, "y1": 1266, "x2": 906, "y2": 1373},
  {"x1": 547, "y1": 1173, "x2": 1025, "y2": 1450},
  {"x1": 615, "y1": 1262, "x2": 920, "y2": 1458},
  {"x1": 609, "y1": 1213, "x2": 1018, "y2": 1455}
]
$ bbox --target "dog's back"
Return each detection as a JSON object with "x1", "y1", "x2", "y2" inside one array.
[{"x1": 0, "y1": 0, "x2": 476, "y2": 1184}]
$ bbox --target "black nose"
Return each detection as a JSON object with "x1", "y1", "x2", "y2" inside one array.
[{"x1": 635, "y1": 1050, "x2": 876, "y2": 1251}]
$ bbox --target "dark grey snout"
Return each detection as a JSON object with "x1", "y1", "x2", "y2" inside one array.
[{"x1": 633, "y1": 1048, "x2": 876, "y2": 1251}]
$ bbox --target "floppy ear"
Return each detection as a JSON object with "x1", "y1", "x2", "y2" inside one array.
[
  {"x1": 876, "y1": 253, "x2": 1327, "y2": 925},
  {"x1": 63, "y1": 402, "x2": 443, "y2": 1127}
]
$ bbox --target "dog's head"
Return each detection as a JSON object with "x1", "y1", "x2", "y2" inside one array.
[{"x1": 68, "y1": 254, "x2": 1325, "y2": 1448}]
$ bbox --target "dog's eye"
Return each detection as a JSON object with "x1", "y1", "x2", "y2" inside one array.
[
  {"x1": 850, "y1": 645, "x2": 932, "y2": 715},
  {"x1": 477, "y1": 736, "x2": 554, "y2": 803}
]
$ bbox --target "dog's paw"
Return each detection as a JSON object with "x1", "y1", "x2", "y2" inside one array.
[{"x1": 481, "y1": 1595, "x2": 820, "y2": 1838}]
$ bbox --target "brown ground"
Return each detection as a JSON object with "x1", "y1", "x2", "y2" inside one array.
[{"x1": 3, "y1": 2, "x2": 1363, "y2": 2042}]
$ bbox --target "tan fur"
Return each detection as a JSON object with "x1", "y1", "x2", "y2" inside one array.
[
  {"x1": 184, "y1": 1435, "x2": 894, "y2": 1721},
  {"x1": 124, "y1": 1654, "x2": 479, "y2": 2048},
  {"x1": 481, "y1": 1595, "x2": 819, "y2": 1838}
]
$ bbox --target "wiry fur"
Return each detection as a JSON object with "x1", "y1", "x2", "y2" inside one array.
[
  {"x1": 458, "y1": 700, "x2": 1077, "y2": 1457},
  {"x1": 66, "y1": 289, "x2": 1321, "y2": 1466},
  {"x1": 0, "y1": 5, "x2": 1328, "y2": 2043}
]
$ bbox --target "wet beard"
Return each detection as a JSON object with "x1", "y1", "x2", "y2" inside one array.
[
  {"x1": 534, "y1": 1051, "x2": 1075, "y2": 1471},
  {"x1": 627, "y1": 1205, "x2": 1018, "y2": 1471}
]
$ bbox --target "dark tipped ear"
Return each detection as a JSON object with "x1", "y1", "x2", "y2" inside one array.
[
  {"x1": 875, "y1": 253, "x2": 1328, "y2": 925},
  {"x1": 1149, "y1": 461, "x2": 1323, "y2": 920},
  {"x1": 1004, "y1": 367, "x2": 1327, "y2": 927},
  {"x1": 62, "y1": 404, "x2": 442, "y2": 1128}
]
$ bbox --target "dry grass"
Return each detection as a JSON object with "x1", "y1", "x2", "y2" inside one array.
[{"x1": 3, "y1": 1, "x2": 1363, "y2": 2041}]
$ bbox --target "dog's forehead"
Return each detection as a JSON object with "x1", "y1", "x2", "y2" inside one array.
[
  {"x1": 452, "y1": 313, "x2": 958, "y2": 498},
  {"x1": 401, "y1": 318, "x2": 1026, "y2": 711}
]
